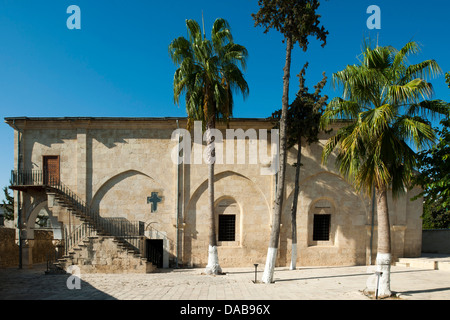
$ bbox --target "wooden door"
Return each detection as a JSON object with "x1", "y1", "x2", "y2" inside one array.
[{"x1": 43, "y1": 156, "x2": 60, "y2": 185}]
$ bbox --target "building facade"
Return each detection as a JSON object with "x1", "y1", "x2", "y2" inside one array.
[{"x1": 5, "y1": 117, "x2": 423, "y2": 271}]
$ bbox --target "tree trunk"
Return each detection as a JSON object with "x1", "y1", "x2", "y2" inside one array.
[
  {"x1": 290, "y1": 137, "x2": 302, "y2": 270},
  {"x1": 204, "y1": 119, "x2": 222, "y2": 275},
  {"x1": 374, "y1": 186, "x2": 392, "y2": 297},
  {"x1": 262, "y1": 36, "x2": 292, "y2": 284}
]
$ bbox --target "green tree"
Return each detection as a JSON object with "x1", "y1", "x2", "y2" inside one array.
[
  {"x1": 169, "y1": 17, "x2": 249, "y2": 274},
  {"x1": 271, "y1": 63, "x2": 328, "y2": 269},
  {"x1": 2, "y1": 186, "x2": 14, "y2": 221},
  {"x1": 321, "y1": 40, "x2": 448, "y2": 297},
  {"x1": 252, "y1": 0, "x2": 328, "y2": 284},
  {"x1": 415, "y1": 116, "x2": 450, "y2": 229}
]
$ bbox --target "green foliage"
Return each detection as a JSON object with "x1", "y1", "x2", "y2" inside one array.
[
  {"x1": 2, "y1": 186, "x2": 14, "y2": 221},
  {"x1": 271, "y1": 62, "x2": 328, "y2": 151},
  {"x1": 445, "y1": 72, "x2": 450, "y2": 88},
  {"x1": 321, "y1": 40, "x2": 449, "y2": 198},
  {"x1": 415, "y1": 116, "x2": 450, "y2": 229},
  {"x1": 252, "y1": 0, "x2": 328, "y2": 50},
  {"x1": 169, "y1": 18, "x2": 249, "y2": 129},
  {"x1": 35, "y1": 213, "x2": 50, "y2": 228}
]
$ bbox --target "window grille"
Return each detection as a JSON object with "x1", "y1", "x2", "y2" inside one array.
[
  {"x1": 313, "y1": 214, "x2": 331, "y2": 241},
  {"x1": 218, "y1": 214, "x2": 235, "y2": 241}
]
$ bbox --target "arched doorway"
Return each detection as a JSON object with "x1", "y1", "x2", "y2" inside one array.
[{"x1": 24, "y1": 201, "x2": 64, "y2": 267}]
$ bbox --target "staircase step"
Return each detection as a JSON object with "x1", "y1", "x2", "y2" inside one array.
[
  {"x1": 397, "y1": 258, "x2": 437, "y2": 270},
  {"x1": 438, "y1": 261, "x2": 450, "y2": 271},
  {"x1": 395, "y1": 262, "x2": 410, "y2": 267},
  {"x1": 47, "y1": 184, "x2": 152, "y2": 272}
]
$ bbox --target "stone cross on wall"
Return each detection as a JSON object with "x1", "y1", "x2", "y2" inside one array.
[{"x1": 147, "y1": 192, "x2": 162, "y2": 213}]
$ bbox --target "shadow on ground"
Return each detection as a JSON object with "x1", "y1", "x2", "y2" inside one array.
[{"x1": 0, "y1": 264, "x2": 116, "y2": 300}]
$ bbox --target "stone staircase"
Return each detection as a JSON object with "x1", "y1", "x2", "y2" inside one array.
[
  {"x1": 11, "y1": 169, "x2": 155, "y2": 274},
  {"x1": 56, "y1": 236, "x2": 155, "y2": 274},
  {"x1": 395, "y1": 253, "x2": 450, "y2": 272},
  {"x1": 49, "y1": 188, "x2": 155, "y2": 274}
]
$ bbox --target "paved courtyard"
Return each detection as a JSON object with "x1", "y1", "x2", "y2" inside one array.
[{"x1": 1, "y1": 263, "x2": 449, "y2": 301}]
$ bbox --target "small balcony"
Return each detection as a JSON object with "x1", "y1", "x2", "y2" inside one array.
[{"x1": 9, "y1": 169, "x2": 54, "y2": 192}]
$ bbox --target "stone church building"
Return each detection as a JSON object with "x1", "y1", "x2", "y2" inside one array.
[{"x1": 5, "y1": 117, "x2": 423, "y2": 273}]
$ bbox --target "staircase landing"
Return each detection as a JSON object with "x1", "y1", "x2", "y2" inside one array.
[{"x1": 395, "y1": 253, "x2": 450, "y2": 271}]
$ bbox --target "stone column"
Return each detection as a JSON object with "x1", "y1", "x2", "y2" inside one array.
[
  {"x1": 365, "y1": 225, "x2": 377, "y2": 265},
  {"x1": 22, "y1": 239, "x2": 35, "y2": 269},
  {"x1": 52, "y1": 239, "x2": 64, "y2": 259},
  {"x1": 76, "y1": 128, "x2": 87, "y2": 202},
  {"x1": 392, "y1": 225, "x2": 406, "y2": 262}
]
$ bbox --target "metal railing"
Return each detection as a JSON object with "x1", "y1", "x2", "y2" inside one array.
[
  {"x1": 11, "y1": 169, "x2": 146, "y2": 256},
  {"x1": 64, "y1": 221, "x2": 145, "y2": 255},
  {"x1": 11, "y1": 169, "x2": 44, "y2": 186}
]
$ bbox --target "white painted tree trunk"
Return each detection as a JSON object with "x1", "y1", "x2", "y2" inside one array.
[
  {"x1": 204, "y1": 126, "x2": 222, "y2": 275},
  {"x1": 375, "y1": 252, "x2": 392, "y2": 297},
  {"x1": 290, "y1": 243, "x2": 297, "y2": 270},
  {"x1": 262, "y1": 247, "x2": 277, "y2": 283},
  {"x1": 205, "y1": 245, "x2": 222, "y2": 275},
  {"x1": 366, "y1": 187, "x2": 392, "y2": 298},
  {"x1": 262, "y1": 36, "x2": 293, "y2": 285}
]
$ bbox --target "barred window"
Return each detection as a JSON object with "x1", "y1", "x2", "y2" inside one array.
[
  {"x1": 313, "y1": 214, "x2": 331, "y2": 241},
  {"x1": 218, "y1": 214, "x2": 236, "y2": 241}
]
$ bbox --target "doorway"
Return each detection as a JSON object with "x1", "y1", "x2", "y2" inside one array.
[
  {"x1": 43, "y1": 156, "x2": 60, "y2": 185},
  {"x1": 146, "y1": 239, "x2": 163, "y2": 268}
]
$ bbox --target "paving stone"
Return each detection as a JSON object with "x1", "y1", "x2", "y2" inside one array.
[{"x1": 0, "y1": 263, "x2": 450, "y2": 301}]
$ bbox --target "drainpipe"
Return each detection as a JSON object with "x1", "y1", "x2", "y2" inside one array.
[
  {"x1": 175, "y1": 120, "x2": 181, "y2": 268},
  {"x1": 13, "y1": 120, "x2": 23, "y2": 269}
]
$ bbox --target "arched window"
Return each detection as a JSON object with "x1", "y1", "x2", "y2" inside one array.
[
  {"x1": 215, "y1": 198, "x2": 240, "y2": 246},
  {"x1": 309, "y1": 199, "x2": 335, "y2": 246}
]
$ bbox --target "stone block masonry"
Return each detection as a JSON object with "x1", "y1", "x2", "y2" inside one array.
[
  {"x1": 60, "y1": 236, "x2": 155, "y2": 273},
  {"x1": 0, "y1": 227, "x2": 19, "y2": 268}
]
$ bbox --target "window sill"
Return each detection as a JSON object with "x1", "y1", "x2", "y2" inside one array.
[
  {"x1": 308, "y1": 241, "x2": 335, "y2": 247},
  {"x1": 217, "y1": 241, "x2": 240, "y2": 247}
]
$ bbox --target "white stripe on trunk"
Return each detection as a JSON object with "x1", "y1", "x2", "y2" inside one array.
[
  {"x1": 205, "y1": 245, "x2": 222, "y2": 275},
  {"x1": 375, "y1": 252, "x2": 392, "y2": 297},
  {"x1": 290, "y1": 243, "x2": 297, "y2": 270},
  {"x1": 262, "y1": 247, "x2": 277, "y2": 283}
]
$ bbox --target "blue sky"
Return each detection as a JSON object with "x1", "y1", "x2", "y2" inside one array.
[{"x1": 1, "y1": 0, "x2": 449, "y2": 201}]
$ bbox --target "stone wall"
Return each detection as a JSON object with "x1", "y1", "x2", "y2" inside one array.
[
  {"x1": 61, "y1": 236, "x2": 154, "y2": 273},
  {"x1": 6, "y1": 117, "x2": 424, "y2": 269},
  {"x1": 422, "y1": 230, "x2": 450, "y2": 254},
  {"x1": 0, "y1": 228, "x2": 56, "y2": 268},
  {"x1": 0, "y1": 227, "x2": 18, "y2": 268},
  {"x1": 33, "y1": 230, "x2": 57, "y2": 264}
]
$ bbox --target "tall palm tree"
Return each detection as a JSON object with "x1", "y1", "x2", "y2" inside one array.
[
  {"x1": 169, "y1": 17, "x2": 249, "y2": 274},
  {"x1": 321, "y1": 40, "x2": 449, "y2": 297}
]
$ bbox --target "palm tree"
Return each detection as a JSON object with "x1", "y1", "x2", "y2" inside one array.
[
  {"x1": 169, "y1": 17, "x2": 249, "y2": 274},
  {"x1": 321, "y1": 40, "x2": 449, "y2": 297}
]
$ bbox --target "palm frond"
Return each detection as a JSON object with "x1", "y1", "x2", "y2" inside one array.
[
  {"x1": 392, "y1": 41, "x2": 421, "y2": 70},
  {"x1": 400, "y1": 59, "x2": 442, "y2": 84},
  {"x1": 388, "y1": 79, "x2": 434, "y2": 105},
  {"x1": 322, "y1": 39, "x2": 443, "y2": 198},
  {"x1": 406, "y1": 100, "x2": 450, "y2": 120},
  {"x1": 393, "y1": 115, "x2": 436, "y2": 150}
]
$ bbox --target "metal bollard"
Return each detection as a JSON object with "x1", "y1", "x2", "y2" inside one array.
[
  {"x1": 375, "y1": 271, "x2": 383, "y2": 299},
  {"x1": 253, "y1": 264, "x2": 259, "y2": 283}
]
